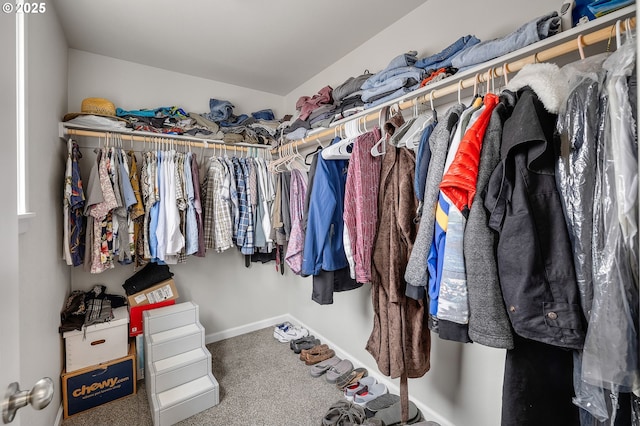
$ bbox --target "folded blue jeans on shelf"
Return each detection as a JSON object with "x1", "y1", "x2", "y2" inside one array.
[
  {"x1": 452, "y1": 11, "x2": 561, "y2": 70},
  {"x1": 416, "y1": 35, "x2": 481, "y2": 70},
  {"x1": 361, "y1": 66, "x2": 425, "y2": 91}
]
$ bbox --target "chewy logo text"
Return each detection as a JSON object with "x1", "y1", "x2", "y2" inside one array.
[{"x1": 72, "y1": 377, "x2": 118, "y2": 397}]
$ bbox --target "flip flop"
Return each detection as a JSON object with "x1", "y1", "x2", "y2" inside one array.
[
  {"x1": 325, "y1": 359, "x2": 354, "y2": 384},
  {"x1": 373, "y1": 400, "x2": 421, "y2": 425},
  {"x1": 310, "y1": 356, "x2": 342, "y2": 377},
  {"x1": 335, "y1": 367, "x2": 368, "y2": 390}
]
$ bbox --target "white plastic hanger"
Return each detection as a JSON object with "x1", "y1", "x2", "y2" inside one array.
[
  {"x1": 370, "y1": 106, "x2": 389, "y2": 157},
  {"x1": 322, "y1": 122, "x2": 356, "y2": 160}
]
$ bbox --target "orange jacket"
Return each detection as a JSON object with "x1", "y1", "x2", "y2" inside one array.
[{"x1": 440, "y1": 93, "x2": 499, "y2": 215}]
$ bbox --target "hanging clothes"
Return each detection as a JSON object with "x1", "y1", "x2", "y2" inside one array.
[
  {"x1": 342, "y1": 127, "x2": 383, "y2": 284},
  {"x1": 366, "y1": 144, "x2": 429, "y2": 424},
  {"x1": 63, "y1": 139, "x2": 86, "y2": 267},
  {"x1": 484, "y1": 63, "x2": 584, "y2": 426},
  {"x1": 405, "y1": 104, "x2": 464, "y2": 300},
  {"x1": 464, "y1": 92, "x2": 515, "y2": 350},
  {"x1": 301, "y1": 137, "x2": 350, "y2": 276},
  {"x1": 285, "y1": 168, "x2": 308, "y2": 274}
]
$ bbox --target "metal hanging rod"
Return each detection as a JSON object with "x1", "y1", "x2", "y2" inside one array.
[{"x1": 276, "y1": 12, "x2": 635, "y2": 155}]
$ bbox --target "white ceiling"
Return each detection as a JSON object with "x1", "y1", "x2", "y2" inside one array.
[{"x1": 53, "y1": 0, "x2": 427, "y2": 96}]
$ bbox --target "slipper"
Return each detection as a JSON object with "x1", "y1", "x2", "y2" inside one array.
[
  {"x1": 365, "y1": 393, "x2": 400, "y2": 413},
  {"x1": 373, "y1": 400, "x2": 421, "y2": 425},
  {"x1": 292, "y1": 338, "x2": 321, "y2": 354},
  {"x1": 335, "y1": 367, "x2": 368, "y2": 390},
  {"x1": 299, "y1": 344, "x2": 329, "y2": 361},
  {"x1": 326, "y1": 359, "x2": 354, "y2": 384},
  {"x1": 353, "y1": 383, "x2": 388, "y2": 406},
  {"x1": 344, "y1": 376, "x2": 377, "y2": 401},
  {"x1": 310, "y1": 356, "x2": 342, "y2": 377},
  {"x1": 305, "y1": 348, "x2": 336, "y2": 365}
]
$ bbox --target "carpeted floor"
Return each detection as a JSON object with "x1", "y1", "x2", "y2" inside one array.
[{"x1": 61, "y1": 326, "x2": 350, "y2": 426}]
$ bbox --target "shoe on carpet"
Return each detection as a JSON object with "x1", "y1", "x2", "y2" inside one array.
[
  {"x1": 304, "y1": 348, "x2": 336, "y2": 365},
  {"x1": 335, "y1": 367, "x2": 368, "y2": 390},
  {"x1": 373, "y1": 400, "x2": 422, "y2": 425},
  {"x1": 310, "y1": 356, "x2": 342, "y2": 377},
  {"x1": 290, "y1": 336, "x2": 321, "y2": 353},
  {"x1": 273, "y1": 322, "x2": 308, "y2": 342},
  {"x1": 364, "y1": 393, "x2": 400, "y2": 417},
  {"x1": 299, "y1": 344, "x2": 329, "y2": 361},
  {"x1": 343, "y1": 376, "x2": 377, "y2": 401},
  {"x1": 325, "y1": 359, "x2": 354, "y2": 384},
  {"x1": 353, "y1": 383, "x2": 388, "y2": 406}
]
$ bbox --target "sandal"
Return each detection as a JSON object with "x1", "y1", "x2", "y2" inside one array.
[{"x1": 336, "y1": 367, "x2": 368, "y2": 390}]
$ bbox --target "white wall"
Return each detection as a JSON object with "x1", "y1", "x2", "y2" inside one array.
[
  {"x1": 18, "y1": 2, "x2": 70, "y2": 425},
  {"x1": 64, "y1": 1, "x2": 566, "y2": 425},
  {"x1": 68, "y1": 49, "x2": 286, "y2": 119}
]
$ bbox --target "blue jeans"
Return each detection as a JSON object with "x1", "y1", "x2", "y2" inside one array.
[
  {"x1": 203, "y1": 98, "x2": 234, "y2": 122},
  {"x1": 452, "y1": 12, "x2": 561, "y2": 69},
  {"x1": 416, "y1": 35, "x2": 481, "y2": 70},
  {"x1": 361, "y1": 66, "x2": 425, "y2": 90}
]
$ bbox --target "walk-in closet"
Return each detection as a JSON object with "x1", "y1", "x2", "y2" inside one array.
[{"x1": 1, "y1": 1, "x2": 638, "y2": 425}]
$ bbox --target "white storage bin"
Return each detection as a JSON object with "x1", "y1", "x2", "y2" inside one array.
[{"x1": 63, "y1": 306, "x2": 129, "y2": 373}]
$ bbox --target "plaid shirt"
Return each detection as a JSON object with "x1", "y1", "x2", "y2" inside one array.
[
  {"x1": 240, "y1": 158, "x2": 255, "y2": 255},
  {"x1": 203, "y1": 157, "x2": 234, "y2": 252},
  {"x1": 232, "y1": 158, "x2": 251, "y2": 254}
]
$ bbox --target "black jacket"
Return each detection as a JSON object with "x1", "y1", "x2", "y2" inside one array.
[{"x1": 484, "y1": 87, "x2": 586, "y2": 350}]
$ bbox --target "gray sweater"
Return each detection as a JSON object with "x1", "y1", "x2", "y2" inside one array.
[
  {"x1": 464, "y1": 93, "x2": 515, "y2": 349},
  {"x1": 405, "y1": 103, "x2": 464, "y2": 297}
]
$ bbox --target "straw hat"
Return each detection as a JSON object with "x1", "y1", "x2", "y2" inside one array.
[{"x1": 63, "y1": 97, "x2": 128, "y2": 122}]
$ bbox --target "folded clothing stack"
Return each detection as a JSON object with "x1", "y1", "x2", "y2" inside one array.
[{"x1": 361, "y1": 51, "x2": 425, "y2": 109}]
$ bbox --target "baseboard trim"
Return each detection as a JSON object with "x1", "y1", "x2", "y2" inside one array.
[
  {"x1": 204, "y1": 314, "x2": 290, "y2": 344},
  {"x1": 54, "y1": 403, "x2": 63, "y2": 426}
]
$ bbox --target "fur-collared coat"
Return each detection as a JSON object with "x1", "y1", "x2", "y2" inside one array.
[{"x1": 366, "y1": 145, "x2": 430, "y2": 379}]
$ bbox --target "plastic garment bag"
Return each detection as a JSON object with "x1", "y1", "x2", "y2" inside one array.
[
  {"x1": 581, "y1": 32, "x2": 640, "y2": 423},
  {"x1": 556, "y1": 54, "x2": 611, "y2": 422}
]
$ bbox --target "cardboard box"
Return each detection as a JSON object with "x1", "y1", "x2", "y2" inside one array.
[
  {"x1": 128, "y1": 299, "x2": 176, "y2": 337},
  {"x1": 127, "y1": 278, "x2": 179, "y2": 308},
  {"x1": 62, "y1": 342, "x2": 136, "y2": 419},
  {"x1": 63, "y1": 306, "x2": 130, "y2": 373}
]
